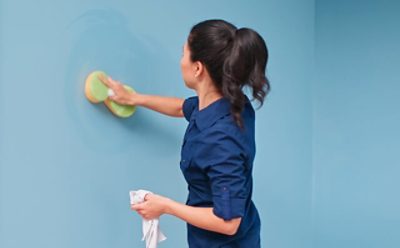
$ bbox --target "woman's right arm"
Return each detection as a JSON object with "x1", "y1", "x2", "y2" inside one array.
[{"x1": 100, "y1": 75, "x2": 184, "y2": 117}]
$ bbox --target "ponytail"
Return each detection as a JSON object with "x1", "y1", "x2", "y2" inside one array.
[{"x1": 188, "y1": 20, "x2": 270, "y2": 127}]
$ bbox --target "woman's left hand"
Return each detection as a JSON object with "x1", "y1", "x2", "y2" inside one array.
[{"x1": 131, "y1": 193, "x2": 171, "y2": 220}]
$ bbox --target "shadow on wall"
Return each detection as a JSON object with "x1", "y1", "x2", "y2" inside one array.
[{"x1": 63, "y1": 8, "x2": 181, "y2": 154}]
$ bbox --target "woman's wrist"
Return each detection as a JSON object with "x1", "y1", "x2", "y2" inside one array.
[
  {"x1": 129, "y1": 92, "x2": 144, "y2": 106},
  {"x1": 163, "y1": 197, "x2": 176, "y2": 215}
]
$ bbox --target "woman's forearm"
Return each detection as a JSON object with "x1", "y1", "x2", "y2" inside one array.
[
  {"x1": 164, "y1": 199, "x2": 241, "y2": 236},
  {"x1": 135, "y1": 94, "x2": 184, "y2": 117},
  {"x1": 99, "y1": 74, "x2": 185, "y2": 117}
]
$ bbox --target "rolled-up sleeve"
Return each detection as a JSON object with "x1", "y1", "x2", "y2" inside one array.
[
  {"x1": 204, "y1": 130, "x2": 249, "y2": 220},
  {"x1": 182, "y1": 96, "x2": 198, "y2": 121}
]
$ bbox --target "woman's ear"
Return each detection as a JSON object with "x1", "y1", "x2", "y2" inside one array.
[{"x1": 194, "y1": 61, "x2": 204, "y2": 78}]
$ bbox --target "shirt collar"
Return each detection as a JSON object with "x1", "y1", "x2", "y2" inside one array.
[{"x1": 190, "y1": 97, "x2": 232, "y2": 131}]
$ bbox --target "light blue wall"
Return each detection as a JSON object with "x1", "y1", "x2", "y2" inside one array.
[
  {"x1": 313, "y1": 0, "x2": 400, "y2": 247},
  {"x1": 0, "y1": 1, "x2": 314, "y2": 248}
]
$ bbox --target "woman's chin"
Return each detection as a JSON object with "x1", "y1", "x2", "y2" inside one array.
[{"x1": 184, "y1": 81, "x2": 195, "y2": 90}]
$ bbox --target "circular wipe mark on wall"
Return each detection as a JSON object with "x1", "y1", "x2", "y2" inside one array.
[{"x1": 63, "y1": 9, "x2": 148, "y2": 152}]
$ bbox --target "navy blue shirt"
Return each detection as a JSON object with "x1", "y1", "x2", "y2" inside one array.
[{"x1": 181, "y1": 96, "x2": 261, "y2": 248}]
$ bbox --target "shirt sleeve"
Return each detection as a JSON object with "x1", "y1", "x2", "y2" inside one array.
[
  {"x1": 203, "y1": 129, "x2": 249, "y2": 220},
  {"x1": 182, "y1": 96, "x2": 198, "y2": 121}
]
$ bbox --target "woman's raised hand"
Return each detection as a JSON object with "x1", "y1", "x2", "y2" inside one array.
[{"x1": 99, "y1": 75, "x2": 139, "y2": 106}]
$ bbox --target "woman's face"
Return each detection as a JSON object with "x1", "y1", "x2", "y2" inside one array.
[{"x1": 180, "y1": 42, "x2": 197, "y2": 89}]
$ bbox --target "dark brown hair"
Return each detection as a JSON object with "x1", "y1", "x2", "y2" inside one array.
[{"x1": 188, "y1": 19, "x2": 270, "y2": 127}]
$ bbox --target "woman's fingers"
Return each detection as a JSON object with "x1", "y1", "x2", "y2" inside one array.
[
  {"x1": 130, "y1": 200, "x2": 162, "y2": 220},
  {"x1": 108, "y1": 76, "x2": 121, "y2": 88},
  {"x1": 144, "y1": 193, "x2": 153, "y2": 201},
  {"x1": 99, "y1": 75, "x2": 131, "y2": 104},
  {"x1": 99, "y1": 75, "x2": 120, "y2": 91},
  {"x1": 131, "y1": 203, "x2": 144, "y2": 211},
  {"x1": 99, "y1": 74, "x2": 112, "y2": 88},
  {"x1": 131, "y1": 204, "x2": 149, "y2": 219}
]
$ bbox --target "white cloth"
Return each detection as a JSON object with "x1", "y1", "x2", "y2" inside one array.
[
  {"x1": 107, "y1": 88, "x2": 115, "y2": 97},
  {"x1": 129, "y1": 189, "x2": 167, "y2": 248}
]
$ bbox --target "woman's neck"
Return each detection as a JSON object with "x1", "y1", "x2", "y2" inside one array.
[{"x1": 196, "y1": 82, "x2": 223, "y2": 111}]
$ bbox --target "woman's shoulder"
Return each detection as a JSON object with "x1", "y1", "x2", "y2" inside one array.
[
  {"x1": 182, "y1": 96, "x2": 199, "y2": 121},
  {"x1": 214, "y1": 99, "x2": 255, "y2": 133}
]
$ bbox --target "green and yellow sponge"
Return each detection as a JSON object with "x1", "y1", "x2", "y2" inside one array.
[{"x1": 85, "y1": 71, "x2": 136, "y2": 118}]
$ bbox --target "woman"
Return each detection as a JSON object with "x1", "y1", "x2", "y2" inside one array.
[{"x1": 102, "y1": 19, "x2": 270, "y2": 247}]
